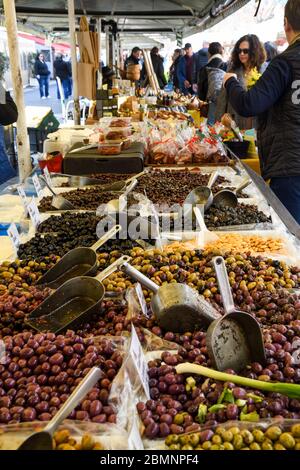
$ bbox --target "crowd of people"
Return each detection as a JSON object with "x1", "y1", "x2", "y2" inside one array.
[{"x1": 34, "y1": 52, "x2": 73, "y2": 100}]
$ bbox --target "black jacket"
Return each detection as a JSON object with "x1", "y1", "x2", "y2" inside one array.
[
  {"x1": 225, "y1": 41, "x2": 299, "y2": 179},
  {"x1": 54, "y1": 58, "x2": 70, "y2": 80},
  {"x1": 150, "y1": 54, "x2": 167, "y2": 89},
  {"x1": 198, "y1": 57, "x2": 227, "y2": 101},
  {"x1": 169, "y1": 56, "x2": 181, "y2": 89},
  {"x1": 34, "y1": 59, "x2": 50, "y2": 77},
  {"x1": 0, "y1": 92, "x2": 18, "y2": 125}
]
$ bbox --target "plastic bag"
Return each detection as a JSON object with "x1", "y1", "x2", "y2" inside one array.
[
  {"x1": 150, "y1": 137, "x2": 178, "y2": 164},
  {"x1": 0, "y1": 421, "x2": 129, "y2": 450}
]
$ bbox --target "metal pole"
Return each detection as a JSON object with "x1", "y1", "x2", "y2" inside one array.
[
  {"x1": 97, "y1": 18, "x2": 102, "y2": 89},
  {"x1": 67, "y1": 0, "x2": 80, "y2": 125},
  {"x1": 105, "y1": 25, "x2": 110, "y2": 66},
  {"x1": 3, "y1": 0, "x2": 31, "y2": 182}
]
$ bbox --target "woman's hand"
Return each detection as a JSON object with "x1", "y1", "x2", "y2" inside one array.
[{"x1": 223, "y1": 73, "x2": 237, "y2": 86}]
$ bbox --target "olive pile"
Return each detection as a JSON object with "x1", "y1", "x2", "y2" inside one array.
[
  {"x1": 37, "y1": 213, "x2": 103, "y2": 236},
  {"x1": 204, "y1": 204, "x2": 271, "y2": 228},
  {"x1": 53, "y1": 430, "x2": 104, "y2": 450},
  {"x1": 137, "y1": 351, "x2": 300, "y2": 438},
  {"x1": 133, "y1": 169, "x2": 229, "y2": 206},
  {"x1": 61, "y1": 173, "x2": 132, "y2": 188},
  {"x1": 0, "y1": 258, "x2": 57, "y2": 291},
  {"x1": 38, "y1": 189, "x2": 120, "y2": 212},
  {"x1": 165, "y1": 424, "x2": 300, "y2": 450},
  {"x1": 0, "y1": 332, "x2": 122, "y2": 424},
  {"x1": 0, "y1": 286, "x2": 53, "y2": 337}
]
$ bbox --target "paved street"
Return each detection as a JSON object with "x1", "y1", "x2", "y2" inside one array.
[{"x1": 23, "y1": 80, "x2": 64, "y2": 121}]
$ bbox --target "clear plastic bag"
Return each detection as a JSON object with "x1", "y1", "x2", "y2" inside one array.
[{"x1": 0, "y1": 420, "x2": 129, "y2": 450}]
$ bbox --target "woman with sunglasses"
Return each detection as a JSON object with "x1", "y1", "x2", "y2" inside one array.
[{"x1": 216, "y1": 34, "x2": 266, "y2": 129}]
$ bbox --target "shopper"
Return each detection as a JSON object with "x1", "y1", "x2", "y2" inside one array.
[
  {"x1": 143, "y1": 47, "x2": 167, "y2": 89},
  {"x1": 198, "y1": 42, "x2": 227, "y2": 125},
  {"x1": 216, "y1": 34, "x2": 266, "y2": 129},
  {"x1": 196, "y1": 46, "x2": 209, "y2": 72},
  {"x1": 264, "y1": 41, "x2": 279, "y2": 66},
  {"x1": 34, "y1": 53, "x2": 50, "y2": 99},
  {"x1": 53, "y1": 54, "x2": 71, "y2": 99},
  {"x1": 169, "y1": 48, "x2": 183, "y2": 90},
  {"x1": 0, "y1": 86, "x2": 18, "y2": 184},
  {"x1": 177, "y1": 43, "x2": 198, "y2": 95},
  {"x1": 222, "y1": 0, "x2": 300, "y2": 224},
  {"x1": 124, "y1": 47, "x2": 142, "y2": 70}
]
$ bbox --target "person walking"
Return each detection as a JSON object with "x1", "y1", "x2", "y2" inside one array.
[
  {"x1": 169, "y1": 48, "x2": 183, "y2": 90},
  {"x1": 0, "y1": 85, "x2": 18, "y2": 184},
  {"x1": 177, "y1": 43, "x2": 198, "y2": 95},
  {"x1": 144, "y1": 47, "x2": 167, "y2": 89},
  {"x1": 222, "y1": 0, "x2": 300, "y2": 224},
  {"x1": 34, "y1": 53, "x2": 50, "y2": 99},
  {"x1": 215, "y1": 34, "x2": 266, "y2": 129},
  {"x1": 53, "y1": 54, "x2": 71, "y2": 99},
  {"x1": 198, "y1": 42, "x2": 227, "y2": 125}
]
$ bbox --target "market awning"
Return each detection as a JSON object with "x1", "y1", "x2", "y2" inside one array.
[{"x1": 0, "y1": 0, "x2": 252, "y2": 40}]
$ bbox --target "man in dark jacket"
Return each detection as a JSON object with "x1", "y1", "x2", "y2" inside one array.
[
  {"x1": 53, "y1": 54, "x2": 71, "y2": 99},
  {"x1": 0, "y1": 87, "x2": 18, "y2": 184},
  {"x1": 223, "y1": 0, "x2": 300, "y2": 223},
  {"x1": 198, "y1": 42, "x2": 227, "y2": 125},
  {"x1": 146, "y1": 47, "x2": 167, "y2": 89},
  {"x1": 177, "y1": 43, "x2": 198, "y2": 95},
  {"x1": 34, "y1": 53, "x2": 50, "y2": 99}
]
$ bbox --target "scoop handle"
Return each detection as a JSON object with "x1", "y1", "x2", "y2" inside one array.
[
  {"x1": 95, "y1": 255, "x2": 132, "y2": 282},
  {"x1": 40, "y1": 175, "x2": 57, "y2": 197},
  {"x1": 90, "y1": 224, "x2": 121, "y2": 251},
  {"x1": 212, "y1": 256, "x2": 236, "y2": 314},
  {"x1": 44, "y1": 367, "x2": 102, "y2": 435},
  {"x1": 234, "y1": 178, "x2": 251, "y2": 194},
  {"x1": 125, "y1": 170, "x2": 145, "y2": 184},
  {"x1": 193, "y1": 206, "x2": 208, "y2": 232},
  {"x1": 123, "y1": 178, "x2": 138, "y2": 197},
  {"x1": 207, "y1": 171, "x2": 218, "y2": 188},
  {"x1": 122, "y1": 262, "x2": 159, "y2": 293}
]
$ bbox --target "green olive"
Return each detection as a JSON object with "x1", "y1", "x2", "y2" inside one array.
[
  {"x1": 233, "y1": 435, "x2": 244, "y2": 450},
  {"x1": 265, "y1": 426, "x2": 282, "y2": 441},
  {"x1": 222, "y1": 431, "x2": 233, "y2": 442},
  {"x1": 279, "y1": 433, "x2": 295, "y2": 450},
  {"x1": 291, "y1": 424, "x2": 300, "y2": 438},
  {"x1": 250, "y1": 442, "x2": 261, "y2": 450},
  {"x1": 252, "y1": 429, "x2": 265, "y2": 443}
]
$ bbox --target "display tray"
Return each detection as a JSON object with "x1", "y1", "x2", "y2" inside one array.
[{"x1": 63, "y1": 142, "x2": 145, "y2": 175}]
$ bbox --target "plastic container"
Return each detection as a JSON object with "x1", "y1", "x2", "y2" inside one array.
[
  {"x1": 109, "y1": 117, "x2": 132, "y2": 128},
  {"x1": 38, "y1": 152, "x2": 63, "y2": 173},
  {"x1": 104, "y1": 127, "x2": 132, "y2": 142},
  {"x1": 97, "y1": 142, "x2": 122, "y2": 155}
]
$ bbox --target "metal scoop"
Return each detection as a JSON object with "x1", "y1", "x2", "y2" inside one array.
[
  {"x1": 36, "y1": 225, "x2": 121, "y2": 289},
  {"x1": 26, "y1": 255, "x2": 131, "y2": 334},
  {"x1": 184, "y1": 171, "x2": 218, "y2": 211},
  {"x1": 212, "y1": 178, "x2": 252, "y2": 209},
  {"x1": 52, "y1": 171, "x2": 145, "y2": 191},
  {"x1": 206, "y1": 256, "x2": 266, "y2": 372},
  {"x1": 121, "y1": 260, "x2": 220, "y2": 333},
  {"x1": 193, "y1": 206, "x2": 219, "y2": 247},
  {"x1": 18, "y1": 366, "x2": 102, "y2": 450},
  {"x1": 40, "y1": 175, "x2": 75, "y2": 211},
  {"x1": 104, "y1": 179, "x2": 138, "y2": 213}
]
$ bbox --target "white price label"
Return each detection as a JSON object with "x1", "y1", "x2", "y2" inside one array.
[
  {"x1": 128, "y1": 417, "x2": 144, "y2": 450},
  {"x1": 17, "y1": 185, "x2": 28, "y2": 215},
  {"x1": 27, "y1": 198, "x2": 41, "y2": 228},
  {"x1": 129, "y1": 325, "x2": 150, "y2": 399},
  {"x1": 135, "y1": 283, "x2": 149, "y2": 318},
  {"x1": 7, "y1": 223, "x2": 20, "y2": 248},
  {"x1": 43, "y1": 166, "x2": 52, "y2": 188},
  {"x1": 32, "y1": 173, "x2": 43, "y2": 197}
]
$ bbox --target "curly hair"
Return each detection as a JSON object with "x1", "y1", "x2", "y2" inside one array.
[{"x1": 229, "y1": 34, "x2": 266, "y2": 72}]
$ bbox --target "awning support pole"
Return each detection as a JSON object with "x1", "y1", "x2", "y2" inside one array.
[
  {"x1": 4, "y1": 0, "x2": 32, "y2": 182},
  {"x1": 67, "y1": 0, "x2": 80, "y2": 125}
]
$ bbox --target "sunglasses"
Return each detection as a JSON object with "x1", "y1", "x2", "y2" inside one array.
[{"x1": 238, "y1": 48, "x2": 249, "y2": 55}]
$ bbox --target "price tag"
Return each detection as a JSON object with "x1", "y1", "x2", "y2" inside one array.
[
  {"x1": 17, "y1": 185, "x2": 28, "y2": 215},
  {"x1": 129, "y1": 325, "x2": 150, "y2": 399},
  {"x1": 27, "y1": 198, "x2": 41, "y2": 228},
  {"x1": 128, "y1": 418, "x2": 144, "y2": 450},
  {"x1": 7, "y1": 223, "x2": 20, "y2": 248},
  {"x1": 32, "y1": 173, "x2": 43, "y2": 197},
  {"x1": 135, "y1": 283, "x2": 149, "y2": 318},
  {"x1": 43, "y1": 166, "x2": 52, "y2": 188}
]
